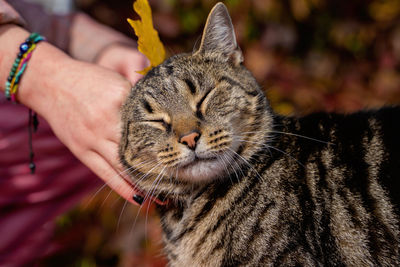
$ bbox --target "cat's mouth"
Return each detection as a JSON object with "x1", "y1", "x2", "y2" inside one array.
[
  {"x1": 191, "y1": 155, "x2": 217, "y2": 164},
  {"x1": 175, "y1": 153, "x2": 231, "y2": 182}
]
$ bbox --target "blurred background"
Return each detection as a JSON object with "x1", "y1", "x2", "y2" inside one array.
[{"x1": 32, "y1": 0, "x2": 400, "y2": 266}]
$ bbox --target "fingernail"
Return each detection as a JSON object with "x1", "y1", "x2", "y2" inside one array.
[
  {"x1": 133, "y1": 194, "x2": 144, "y2": 205},
  {"x1": 159, "y1": 194, "x2": 167, "y2": 202}
]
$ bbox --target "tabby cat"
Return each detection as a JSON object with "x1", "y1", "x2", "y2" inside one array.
[{"x1": 119, "y1": 3, "x2": 400, "y2": 266}]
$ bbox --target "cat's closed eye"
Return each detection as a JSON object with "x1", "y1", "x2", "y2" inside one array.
[
  {"x1": 184, "y1": 79, "x2": 197, "y2": 94},
  {"x1": 142, "y1": 100, "x2": 153, "y2": 113},
  {"x1": 143, "y1": 119, "x2": 171, "y2": 132},
  {"x1": 196, "y1": 87, "x2": 214, "y2": 116}
]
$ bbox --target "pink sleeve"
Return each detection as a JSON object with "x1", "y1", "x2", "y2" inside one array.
[{"x1": 0, "y1": 0, "x2": 25, "y2": 26}]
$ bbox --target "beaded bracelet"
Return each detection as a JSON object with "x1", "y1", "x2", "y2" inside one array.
[
  {"x1": 5, "y1": 32, "x2": 45, "y2": 102},
  {"x1": 4, "y1": 32, "x2": 45, "y2": 174}
]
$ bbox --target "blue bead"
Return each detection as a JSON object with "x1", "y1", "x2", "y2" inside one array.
[
  {"x1": 19, "y1": 42, "x2": 29, "y2": 53},
  {"x1": 29, "y1": 162, "x2": 36, "y2": 174}
]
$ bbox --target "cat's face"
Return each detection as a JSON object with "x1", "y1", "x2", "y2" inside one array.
[{"x1": 120, "y1": 3, "x2": 273, "y2": 195}]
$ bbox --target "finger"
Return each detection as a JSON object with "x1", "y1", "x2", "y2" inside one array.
[
  {"x1": 91, "y1": 139, "x2": 142, "y2": 196},
  {"x1": 123, "y1": 51, "x2": 148, "y2": 84},
  {"x1": 82, "y1": 150, "x2": 140, "y2": 205},
  {"x1": 95, "y1": 138, "x2": 125, "y2": 174},
  {"x1": 126, "y1": 71, "x2": 144, "y2": 85}
]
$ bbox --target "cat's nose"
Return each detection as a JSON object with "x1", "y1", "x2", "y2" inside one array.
[{"x1": 179, "y1": 131, "x2": 200, "y2": 150}]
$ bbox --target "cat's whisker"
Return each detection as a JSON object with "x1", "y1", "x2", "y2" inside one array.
[
  {"x1": 110, "y1": 193, "x2": 123, "y2": 208},
  {"x1": 148, "y1": 168, "x2": 166, "y2": 202},
  {"x1": 158, "y1": 178, "x2": 175, "y2": 202},
  {"x1": 120, "y1": 159, "x2": 158, "y2": 181},
  {"x1": 129, "y1": 197, "x2": 147, "y2": 238},
  {"x1": 115, "y1": 174, "x2": 147, "y2": 231},
  {"x1": 266, "y1": 145, "x2": 305, "y2": 168},
  {"x1": 212, "y1": 151, "x2": 235, "y2": 186},
  {"x1": 83, "y1": 162, "x2": 150, "y2": 209},
  {"x1": 268, "y1": 130, "x2": 333, "y2": 145},
  {"x1": 226, "y1": 147, "x2": 265, "y2": 182},
  {"x1": 131, "y1": 161, "x2": 164, "y2": 188},
  {"x1": 83, "y1": 182, "x2": 109, "y2": 209},
  {"x1": 239, "y1": 130, "x2": 267, "y2": 135},
  {"x1": 145, "y1": 166, "x2": 167, "y2": 205},
  {"x1": 235, "y1": 138, "x2": 305, "y2": 168},
  {"x1": 116, "y1": 197, "x2": 129, "y2": 231},
  {"x1": 87, "y1": 159, "x2": 157, "y2": 211},
  {"x1": 218, "y1": 153, "x2": 235, "y2": 185},
  {"x1": 143, "y1": 167, "x2": 167, "y2": 241},
  {"x1": 144, "y1": 200, "x2": 152, "y2": 247},
  {"x1": 225, "y1": 149, "x2": 247, "y2": 177},
  {"x1": 117, "y1": 159, "x2": 157, "y2": 181},
  {"x1": 99, "y1": 187, "x2": 114, "y2": 209},
  {"x1": 268, "y1": 146, "x2": 304, "y2": 167},
  {"x1": 175, "y1": 164, "x2": 180, "y2": 182},
  {"x1": 138, "y1": 166, "x2": 165, "y2": 206},
  {"x1": 239, "y1": 130, "x2": 332, "y2": 145},
  {"x1": 174, "y1": 165, "x2": 179, "y2": 184},
  {"x1": 221, "y1": 151, "x2": 242, "y2": 184},
  {"x1": 234, "y1": 133, "x2": 273, "y2": 158},
  {"x1": 128, "y1": 165, "x2": 165, "y2": 239},
  {"x1": 118, "y1": 161, "x2": 164, "y2": 234}
]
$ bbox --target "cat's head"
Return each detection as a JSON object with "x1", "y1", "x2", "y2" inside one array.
[{"x1": 120, "y1": 3, "x2": 273, "y2": 198}]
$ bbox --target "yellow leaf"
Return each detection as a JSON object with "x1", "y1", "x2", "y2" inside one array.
[{"x1": 127, "y1": 0, "x2": 166, "y2": 75}]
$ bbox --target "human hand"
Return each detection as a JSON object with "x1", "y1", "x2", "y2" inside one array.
[
  {"x1": 95, "y1": 43, "x2": 149, "y2": 84},
  {"x1": 0, "y1": 26, "x2": 145, "y2": 204},
  {"x1": 19, "y1": 42, "x2": 140, "y2": 204}
]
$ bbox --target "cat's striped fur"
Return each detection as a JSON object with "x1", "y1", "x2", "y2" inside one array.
[
  {"x1": 157, "y1": 109, "x2": 400, "y2": 266},
  {"x1": 120, "y1": 3, "x2": 400, "y2": 266}
]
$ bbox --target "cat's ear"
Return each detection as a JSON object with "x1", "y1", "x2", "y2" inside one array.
[{"x1": 194, "y1": 2, "x2": 243, "y2": 66}]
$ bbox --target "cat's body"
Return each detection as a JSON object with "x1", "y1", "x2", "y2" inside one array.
[
  {"x1": 120, "y1": 3, "x2": 400, "y2": 266},
  {"x1": 158, "y1": 109, "x2": 400, "y2": 266}
]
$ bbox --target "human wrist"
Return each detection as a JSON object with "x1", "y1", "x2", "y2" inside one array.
[
  {"x1": 17, "y1": 41, "x2": 73, "y2": 115},
  {"x1": 0, "y1": 24, "x2": 72, "y2": 110},
  {"x1": 0, "y1": 24, "x2": 30, "y2": 93}
]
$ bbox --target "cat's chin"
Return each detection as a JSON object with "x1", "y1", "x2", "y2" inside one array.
[{"x1": 175, "y1": 158, "x2": 228, "y2": 183}]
